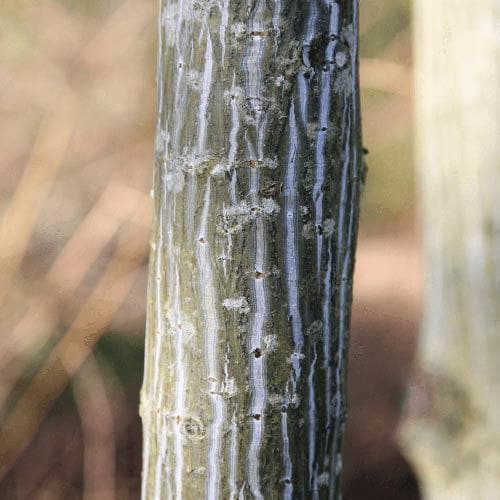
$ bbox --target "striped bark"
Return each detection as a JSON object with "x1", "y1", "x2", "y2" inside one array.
[
  {"x1": 140, "y1": 1, "x2": 363, "y2": 498},
  {"x1": 403, "y1": 1, "x2": 500, "y2": 498}
]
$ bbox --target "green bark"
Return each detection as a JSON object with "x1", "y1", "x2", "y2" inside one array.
[{"x1": 140, "y1": 1, "x2": 363, "y2": 498}]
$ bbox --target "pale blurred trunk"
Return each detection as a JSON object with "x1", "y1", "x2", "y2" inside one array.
[
  {"x1": 140, "y1": 1, "x2": 363, "y2": 498},
  {"x1": 403, "y1": 1, "x2": 500, "y2": 498}
]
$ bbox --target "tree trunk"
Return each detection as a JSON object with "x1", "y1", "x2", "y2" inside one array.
[
  {"x1": 402, "y1": 1, "x2": 500, "y2": 498},
  {"x1": 140, "y1": 1, "x2": 363, "y2": 498}
]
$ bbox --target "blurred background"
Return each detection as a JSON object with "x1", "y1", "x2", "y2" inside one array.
[{"x1": 0, "y1": 1, "x2": 418, "y2": 498}]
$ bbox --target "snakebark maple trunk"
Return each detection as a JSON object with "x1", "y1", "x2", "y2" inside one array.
[
  {"x1": 140, "y1": 1, "x2": 363, "y2": 498},
  {"x1": 403, "y1": 1, "x2": 500, "y2": 498}
]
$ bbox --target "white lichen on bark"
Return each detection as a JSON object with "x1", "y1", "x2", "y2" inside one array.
[{"x1": 141, "y1": 1, "x2": 363, "y2": 498}]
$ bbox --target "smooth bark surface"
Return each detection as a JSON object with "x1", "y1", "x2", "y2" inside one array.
[
  {"x1": 403, "y1": 1, "x2": 500, "y2": 498},
  {"x1": 140, "y1": 1, "x2": 363, "y2": 498}
]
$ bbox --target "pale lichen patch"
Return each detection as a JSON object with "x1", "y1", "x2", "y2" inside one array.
[
  {"x1": 230, "y1": 22, "x2": 247, "y2": 40},
  {"x1": 222, "y1": 377, "x2": 237, "y2": 397},
  {"x1": 263, "y1": 334, "x2": 278, "y2": 353},
  {"x1": 317, "y1": 471, "x2": 329, "y2": 486},
  {"x1": 334, "y1": 50, "x2": 348, "y2": 68},
  {"x1": 181, "y1": 154, "x2": 220, "y2": 175},
  {"x1": 241, "y1": 158, "x2": 278, "y2": 170},
  {"x1": 164, "y1": 168, "x2": 185, "y2": 194},
  {"x1": 220, "y1": 198, "x2": 282, "y2": 234},
  {"x1": 290, "y1": 393, "x2": 301, "y2": 408},
  {"x1": 275, "y1": 75, "x2": 285, "y2": 87},
  {"x1": 223, "y1": 296, "x2": 250, "y2": 314},
  {"x1": 261, "y1": 198, "x2": 281, "y2": 216},
  {"x1": 268, "y1": 393, "x2": 284, "y2": 407},
  {"x1": 302, "y1": 222, "x2": 315, "y2": 240},
  {"x1": 306, "y1": 122, "x2": 318, "y2": 140},
  {"x1": 186, "y1": 69, "x2": 202, "y2": 89},
  {"x1": 209, "y1": 162, "x2": 228, "y2": 176},
  {"x1": 189, "y1": 467, "x2": 207, "y2": 475},
  {"x1": 334, "y1": 453, "x2": 343, "y2": 475},
  {"x1": 223, "y1": 85, "x2": 243, "y2": 104},
  {"x1": 156, "y1": 128, "x2": 168, "y2": 156},
  {"x1": 323, "y1": 218, "x2": 335, "y2": 237},
  {"x1": 192, "y1": 0, "x2": 218, "y2": 15}
]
